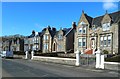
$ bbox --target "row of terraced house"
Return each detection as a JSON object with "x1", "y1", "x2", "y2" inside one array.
[{"x1": 1, "y1": 11, "x2": 120, "y2": 54}]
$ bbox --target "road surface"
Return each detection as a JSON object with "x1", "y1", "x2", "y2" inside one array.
[{"x1": 1, "y1": 58, "x2": 119, "y2": 78}]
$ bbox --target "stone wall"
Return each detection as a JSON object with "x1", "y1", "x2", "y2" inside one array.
[
  {"x1": 104, "y1": 62, "x2": 120, "y2": 71},
  {"x1": 33, "y1": 56, "x2": 76, "y2": 66}
]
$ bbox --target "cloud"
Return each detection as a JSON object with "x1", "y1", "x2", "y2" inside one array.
[{"x1": 103, "y1": 1, "x2": 117, "y2": 10}]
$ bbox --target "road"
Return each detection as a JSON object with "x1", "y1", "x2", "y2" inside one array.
[{"x1": 1, "y1": 58, "x2": 119, "y2": 78}]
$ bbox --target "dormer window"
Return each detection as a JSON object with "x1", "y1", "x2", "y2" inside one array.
[
  {"x1": 58, "y1": 34, "x2": 62, "y2": 40},
  {"x1": 102, "y1": 23, "x2": 110, "y2": 31}
]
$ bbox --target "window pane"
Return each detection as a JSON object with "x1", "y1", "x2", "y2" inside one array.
[
  {"x1": 83, "y1": 27, "x2": 86, "y2": 33},
  {"x1": 100, "y1": 41, "x2": 103, "y2": 46},
  {"x1": 82, "y1": 38, "x2": 86, "y2": 46},
  {"x1": 100, "y1": 37, "x2": 103, "y2": 40},
  {"x1": 79, "y1": 28, "x2": 82, "y2": 33},
  {"x1": 83, "y1": 42, "x2": 85, "y2": 46},
  {"x1": 83, "y1": 38, "x2": 86, "y2": 42},
  {"x1": 104, "y1": 37, "x2": 107, "y2": 46},
  {"x1": 78, "y1": 42, "x2": 81, "y2": 47},
  {"x1": 78, "y1": 38, "x2": 82, "y2": 47},
  {"x1": 108, "y1": 35, "x2": 111, "y2": 46},
  {"x1": 78, "y1": 38, "x2": 82, "y2": 42}
]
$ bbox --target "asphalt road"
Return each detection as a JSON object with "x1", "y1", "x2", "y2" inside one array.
[{"x1": 1, "y1": 58, "x2": 119, "y2": 77}]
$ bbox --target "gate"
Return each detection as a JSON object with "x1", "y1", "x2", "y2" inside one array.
[{"x1": 80, "y1": 54, "x2": 96, "y2": 67}]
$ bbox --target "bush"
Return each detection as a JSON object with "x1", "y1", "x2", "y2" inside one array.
[
  {"x1": 103, "y1": 50, "x2": 109, "y2": 54},
  {"x1": 105, "y1": 55, "x2": 120, "y2": 62},
  {"x1": 34, "y1": 53, "x2": 58, "y2": 57},
  {"x1": 13, "y1": 51, "x2": 25, "y2": 55}
]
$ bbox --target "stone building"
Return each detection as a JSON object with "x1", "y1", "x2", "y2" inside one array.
[
  {"x1": 24, "y1": 30, "x2": 42, "y2": 52},
  {"x1": 74, "y1": 11, "x2": 119, "y2": 54},
  {"x1": 52, "y1": 22, "x2": 76, "y2": 53},
  {"x1": 42, "y1": 26, "x2": 56, "y2": 53},
  {"x1": 2, "y1": 35, "x2": 24, "y2": 52}
]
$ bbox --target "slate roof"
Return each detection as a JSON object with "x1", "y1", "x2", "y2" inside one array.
[
  {"x1": 92, "y1": 15, "x2": 104, "y2": 27},
  {"x1": 92, "y1": 11, "x2": 120, "y2": 27},
  {"x1": 84, "y1": 14, "x2": 93, "y2": 26},
  {"x1": 28, "y1": 34, "x2": 35, "y2": 38},
  {"x1": 54, "y1": 28, "x2": 72, "y2": 37},
  {"x1": 62, "y1": 28, "x2": 71, "y2": 36},
  {"x1": 49, "y1": 29, "x2": 56, "y2": 38},
  {"x1": 54, "y1": 31, "x2": 59, "y2": 36},
  {"x1": 40, "y1": 28, "x2": 46, "y2": 37}
]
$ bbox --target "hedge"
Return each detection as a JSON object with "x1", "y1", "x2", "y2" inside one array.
[
  {"x1": 105, "y1": 55, "x2": 120, "y2": 62},
  {"x1": 13, "y1": 51, "x2": 25, "y2": 55}
]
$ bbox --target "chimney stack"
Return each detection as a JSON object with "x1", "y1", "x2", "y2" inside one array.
[
  {"x1": 52, "y1": 27, "x2": 56, "y2": 31},
  {"x1": 72, "y1": 22, "x2": 76, "y2": 29}
]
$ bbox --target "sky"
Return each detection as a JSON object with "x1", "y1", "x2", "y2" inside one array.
[{"x1": 2, "y1": 2, "x2": 119, "y2": 36}]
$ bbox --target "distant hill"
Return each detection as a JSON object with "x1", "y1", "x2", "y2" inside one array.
[{"x1": 0, "y1": 34, "x2": 25, "y2": 41}]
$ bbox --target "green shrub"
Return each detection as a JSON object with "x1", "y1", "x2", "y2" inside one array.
[
  {"x1": 105, "y1": 55, "x2": 120, "y2": 62},
  {"x1": 13, "y1": 51, "x2": 25, "y2": 55},
  {"x1": 103, "y1": 50, "x2": 109, "y2": 54}
]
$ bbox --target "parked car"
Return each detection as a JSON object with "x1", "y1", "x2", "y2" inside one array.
[{"x1": 0, "y1": 51, "x2": 13, "y2": 58}]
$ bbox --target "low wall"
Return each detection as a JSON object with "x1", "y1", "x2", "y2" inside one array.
[
  {"x1": 57, "y1": 53, "x2": 76, "y2": 58},
  {"x1": 104, "y1": 62, "x2": 120, "y2": 71},
  {"x1": 33, "y1": 56, "x2": 76, "y2": 66},
  {"x1": 13, "y1": 55, "x2": 25, "y2": 59}
]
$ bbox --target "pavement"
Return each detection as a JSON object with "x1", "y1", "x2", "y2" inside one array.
[{"x1": 1, "y1": 58, "x2": 120, "y2": 78}]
